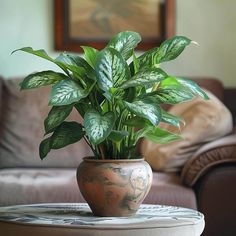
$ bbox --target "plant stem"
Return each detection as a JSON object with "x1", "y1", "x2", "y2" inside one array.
[
  {"x1": 99, "y1": 145, "x2": 105, "y2": 159},
  {"x1": 83, "y1": 136, "x2": 97, "y2": 157}
]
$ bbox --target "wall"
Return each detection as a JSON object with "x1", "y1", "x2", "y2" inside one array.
[
  {"x1": 164, "y1": 0, "x2": 236, "y2": 88},
  {"x1": 0, "y1": 0, "x2": 236, "y2": 87},
  {"x1": 0, "y1": 0, "x2": 58, "y2": 77}
]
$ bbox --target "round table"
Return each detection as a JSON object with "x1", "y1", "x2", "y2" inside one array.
[{"x1": 0, "y1": 203, "x2": 205, "y2": 236}]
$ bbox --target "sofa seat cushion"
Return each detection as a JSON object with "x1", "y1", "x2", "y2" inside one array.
[
  {"x1": 144, "y1": 172, "x2": 197, "y2": 209},
  {"x1": 0, "y1": 168, "x2": 85, "y2": 206},
  {"x1": 0, "y1": 169, "x2": 197, "y2": 210}
]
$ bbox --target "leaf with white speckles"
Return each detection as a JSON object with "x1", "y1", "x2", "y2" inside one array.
[
  {"x1": 95, "y1": 48, "x2": 130, "y2": 94},
  {"x1": 49, "y1": 80, "x2": 89, "y2": 106},
  {"x1": 120, "y1": 68, "x2": 167, "y2": 89},
  {"x1": 84, "y1": 110, "x2": 115, "y2": 145},
  {"x1": 107, "y1": 31, "x2": 141, "y2": 60},
  {"x1": 124, "y1": 98, "x2": 161, "y2": 126}
]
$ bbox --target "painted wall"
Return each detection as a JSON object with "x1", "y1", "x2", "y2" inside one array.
[
  {"x1": 164, "y1": 0, "x2": 236, "y2": 88},
  {"x1": 0, "y1": 0, "x2": 58, "y2": 77},
  {"x1": 0, "y1": 0, "x2": 236, "y2": 87}
]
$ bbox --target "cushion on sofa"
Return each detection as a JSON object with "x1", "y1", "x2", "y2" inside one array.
[
  {"x1": 0, "y1": 78, "x2": 93, "y2": 169},
  {"x1": 144, "y1": 172, "x2": 197, "y2": 209},
  {"x1": 0, "y1": 168, "x2": 85, "y2": 206},
  {"x1": 140, "y1": 89, "x2": 233, "y2": 172}
]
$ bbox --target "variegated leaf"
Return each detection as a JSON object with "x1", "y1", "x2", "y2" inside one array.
[
  {"x1": 55, "y1": 53, "x2": 95, "y2": 80},
  {"x1": 120, "y1": 68, "x2": 167, "y2": 89},
  {"x1": 44, "y1": 105, "x2": 73, "y2": 134},
  {"x1": 175, "y1": 77, "x2": 209, "y2": 100},
  {"x1": 157, "y1": 36, "x2": 192, "y2": 63},
  {"x1": 20, "y1": 71, "x2": 66, "y2": 89},
  {"x1": 124, "y1": 98, "x2": 161, "y2": 126},
  {"x1": 84, "y1": 110, "x2": 115, "y2": 145},
  {"x1": 95, "y1": 47, "x2": 130, "y2": 93},
  {"x1": 137, "y1": 36, "x2": 192, "y2": 69},
  {"x1": 50, "y1": 122, "x2": 84, "y2": 149},
  {"x1": 49, "y1": 79, "x2": 89, "y2": 106},
  {"x1": 159, "y1": 76, "x2": 209, "y2": 100},
  {"x1": 137, "y1": 47, "x2": 159, "y2": 69},
  {"x1": 154, "y1": 88, "x2": 194, "y2": 104},
  {"x1": 161, "y1": 109, "x2": 185, "y2": 128},
  {"x1": 107, "y1": 31, "x2": 141, "y2": 60}
]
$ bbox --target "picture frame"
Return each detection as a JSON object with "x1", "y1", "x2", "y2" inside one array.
[{"x1": 54, "y1": 0, "x2": 175, "y2": 52}]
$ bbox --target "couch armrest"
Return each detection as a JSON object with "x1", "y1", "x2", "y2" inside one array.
[{"x1": 181, "y1": 133, "x2": 236, "y2": 187}]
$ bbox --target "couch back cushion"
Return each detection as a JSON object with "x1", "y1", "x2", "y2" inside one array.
[
  {"x1": 140, "y1": 88, "x2": 233, "y2": 172},
  {"x1": 0, "y1": 78, "x2": 93, "y2": 168}
]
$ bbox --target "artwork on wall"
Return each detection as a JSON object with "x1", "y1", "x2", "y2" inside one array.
[{"x1": 54, "y1": 0, "x2": 175, "y2": 52}]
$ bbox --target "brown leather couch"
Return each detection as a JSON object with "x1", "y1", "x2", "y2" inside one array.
[{"x1": 0, "y1": 77, "x2": 235, "y2": 236}]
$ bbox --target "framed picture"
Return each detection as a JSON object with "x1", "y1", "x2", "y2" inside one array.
[{"x1": 54, "y1": 0, "x2": 175, "y2": 52}]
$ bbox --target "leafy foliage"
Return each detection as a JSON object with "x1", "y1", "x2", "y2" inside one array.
[{"x1": 14, "y1": 31, "x2": 208, "y2": 159}]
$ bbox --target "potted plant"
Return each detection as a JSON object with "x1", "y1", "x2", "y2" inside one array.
[{"x1": 13, "y1": 31, "x2": 208, "y2": 217}]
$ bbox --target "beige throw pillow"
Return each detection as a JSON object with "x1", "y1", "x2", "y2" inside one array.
[{"x1": 140, "y1": 90, "x2": 233, "y2": 172}]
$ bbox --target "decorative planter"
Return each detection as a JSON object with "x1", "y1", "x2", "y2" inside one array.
[{"x1": 77, "y1": 157, "x2": 153, "y2": 217}]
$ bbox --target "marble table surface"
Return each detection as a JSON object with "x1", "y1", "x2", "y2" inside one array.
[{"x1": 0, "y1": 203, "x2": 205, "y2": 236}]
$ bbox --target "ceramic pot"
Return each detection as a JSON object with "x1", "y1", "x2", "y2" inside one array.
[{"x1": 77, "y1": 157, "x2": 153, "y2": 217}]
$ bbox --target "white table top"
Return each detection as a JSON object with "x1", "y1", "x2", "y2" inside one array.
[
  {"x1": 0, "y1": 203, "x2": 204, "y2": 236},
  {"x1": 0, "y1": 203, "x2": 204, "y2": 230}
]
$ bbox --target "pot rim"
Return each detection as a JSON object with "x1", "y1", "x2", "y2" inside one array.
[{"x1": 83, "y1": 156, "x2": 144, "y2": 163}]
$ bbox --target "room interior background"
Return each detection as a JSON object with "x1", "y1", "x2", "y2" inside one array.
[{"x1": 0, "y1": 0, "x2": 236, "y2": 88}]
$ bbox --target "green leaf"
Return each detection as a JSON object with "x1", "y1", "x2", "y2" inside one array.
[
  {"x1": 49, "y1": 79, "x2": 89, "y2": 106},
  {"x1": 129, "y1": 51, "x2": 140, "y2": 76},
  {"x1": 50, "y1": 122, "x2": 84, "y2": 149},
  {"x1": 81, "y1": 46, "x2": 98, "y2": 68},
  {"x1": 84, "y1": 110, "x2": 115, "y2": 145},
  {"x1": 137, "y1": 47, "x2": 159, "y2": 69},
  {"x1": 159, "y1": 76, "x2": 180, "y2": 88},
  {"x1": 137, "y1": 36, "x2": 193, "y2": 69},
  {"x1": 39, "y1": 138, "x2": 51, "y2": 160},
  {"x1": 55, "y1": 53, "x2": 92, "y2": 71},
  {"x1": 124, "y1": 87, "x2": 136, "y2": 102},
  {"x1": 150, "y1": 88, "x2": 194, "y2": 104},
  {"x1": 157, "y1": 36, "x2": 192, "y2": 63},
  {"x1": 161, "y1": 109, "x2": 185, "y2": 128},
  {"x1": 20, "y1": 71, "x2": 66, "y2": 89},
  {"x1": 55, "y1": 53, "x2": 95, "y2": 80},
  {"x1": 175, "y1": 77, "x2": 209, "y2": 100},
  {"x1": 132, "y1": 51, "x2": 140, "y2": 74},
  {"x1": 95, "y1": 47, "x2": 130, "y2": 93},
  {"x1": 108, "y1": 130, "x2": 129, "y2": 142},
  {"x1": 124, "y1": 116, "x2": 151, "y2": 128},
  {"x1": 159, "y1": 76, "x2": 209, "y2": 101},
  {"x1": 124, "y1": 98, "x2": 161, "y2": 126},
  {"x1": 120, "y1": 68, "x2": 167, "y2": 89},
  {"x1": 107, "y1": 31, "x2": 141, "y2": 60},
  {"x1": 44, "y1": 105, "x2": 73, "y2": 134},
  {"x1": 74, "y1": 100, "x2": 91, "y2": 118},
  {"x1": 12, "y1": 47, "x2": 54, "y2": 62},
  {"x1": 12, "y1": 47, "x2": 69, "y2": 74},
  {"x1": 143, "y1": 127, "x2": 182, "y2": 144}
]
